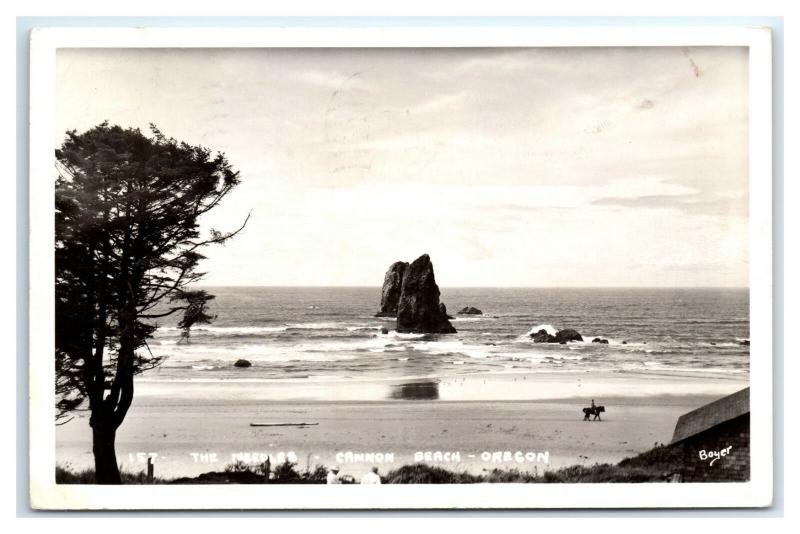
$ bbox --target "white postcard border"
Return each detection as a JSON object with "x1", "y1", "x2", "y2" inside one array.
[{"x1": 28, "y1": 25, "x2": 773, "y2": 510}]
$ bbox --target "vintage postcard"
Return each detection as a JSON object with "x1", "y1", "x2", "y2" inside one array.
[{"x1": 28, "y1": 25, "x2": 773, "y2": 509}]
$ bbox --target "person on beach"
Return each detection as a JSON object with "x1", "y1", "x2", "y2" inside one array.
[
  {"x1": 327, "y1": 465, "x2": 342, "y2": 484},
  {"x1": 360, "y1": 466, "x2": 382, "y2": 485},
  {"x1": 584, "y1": 399, "x2": 600, "y2": 421}
]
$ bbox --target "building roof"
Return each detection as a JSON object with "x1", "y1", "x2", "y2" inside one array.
[{"x1": 670, "y1": 387, "x2": 750, "y2": 444}]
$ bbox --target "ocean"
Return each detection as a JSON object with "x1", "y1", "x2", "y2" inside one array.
[{"x1": 143, "y1": 287, "x2": 750, "y2": 387}]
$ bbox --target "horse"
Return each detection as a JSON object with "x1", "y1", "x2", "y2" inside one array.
[{"x1": 582, "y1": 406, "x2": 605, "y2": 421}]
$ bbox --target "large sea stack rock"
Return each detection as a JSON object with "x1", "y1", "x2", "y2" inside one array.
[
  {"x1": 396, "y1": 255, "x2": 457, "y2": 334},
  {"x1": 375, "y1": 261, "x2": 409, "y2": 317},
  {"x1": 439, "y1": 303, "x2": 454, "y2": 319}
]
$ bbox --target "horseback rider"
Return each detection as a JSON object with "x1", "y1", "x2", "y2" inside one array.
[{"x1": 583, "y1": 399, "x2": 602, "y2": 421}]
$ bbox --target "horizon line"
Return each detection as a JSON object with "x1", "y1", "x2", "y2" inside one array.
[{"x1": 190, "y1": 284, "x2": 750, "y2": 290}]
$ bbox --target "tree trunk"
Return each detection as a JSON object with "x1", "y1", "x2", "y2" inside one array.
[{"x1": 92, "y1": 423, "x2": 121, "y2": 484}]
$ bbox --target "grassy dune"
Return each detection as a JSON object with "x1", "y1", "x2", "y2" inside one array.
[{"x1": 56, "y1": 442, "x2": 684, "y2": 484}]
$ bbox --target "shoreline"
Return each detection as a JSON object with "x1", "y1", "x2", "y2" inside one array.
[
  {"x1": 57, "y1": 369, "x2": 748, "y2": 479},
  {"x1": 133, "y1": 368, "x2": 748, "y2": 403}
]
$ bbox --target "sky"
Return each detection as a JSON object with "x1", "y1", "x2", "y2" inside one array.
[{"x1": 56, "y1": 47, "x2": 749, "y2": 287}]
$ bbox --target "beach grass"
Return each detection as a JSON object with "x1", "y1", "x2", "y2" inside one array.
[
  {"x1": 55, "y1": 443, "x2": 684, "y2": 484},
  {"x1": 56, "y1": 464, "x2": 169, "y2": 484},
  {"x1": 382, "y1": 442, "x2": 682, "y2": 483}
]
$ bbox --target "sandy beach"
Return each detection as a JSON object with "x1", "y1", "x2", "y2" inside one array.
[{"x1": 56, "y1": 370, "x2": 748, "y2": 479}]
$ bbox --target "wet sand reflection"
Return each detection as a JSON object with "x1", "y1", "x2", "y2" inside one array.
[{"x1": 388, "y1": 381, "x2": 440, "y2": 400}]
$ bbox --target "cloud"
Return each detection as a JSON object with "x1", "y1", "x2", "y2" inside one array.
[
  {"x1": 593, "y1": 192, "x2": 748, "y2": 216},
  {"x1": 56, "y1": 47, "x2": 749, "y2": 286},
  {"x1": 413, "y1": 91, "x2": 470, "y2": 114},
  {"x1": 295, "y1": 68, "x2": 374, "y2": 92}
]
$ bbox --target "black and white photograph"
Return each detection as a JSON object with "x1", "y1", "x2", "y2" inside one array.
[{"x1": 25, "y1": 25, "x2": 775, "y2": 510}]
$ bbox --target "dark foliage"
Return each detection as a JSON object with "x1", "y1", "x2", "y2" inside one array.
[
  {"x1": 171, "y1": 461, "x2": 330, "y2": 485},
  {"x1": 171, "y1": 470, "x2": 265, "y2": 485},
  {"x1": 171, "y1": 289, "x2": 216, "y2": 343},
  {"x1": 383, "y1": 463, "x2": 481, "y2": 484},
  {"x1": 55, "y1": 122, "x2": 246, "y2": 483},
  {"x1": 56, "y1": 464, "x2": 166, "y2": 484},
  {"x1": 56, "y1": 442, "x2": 686, "y2": 485}
]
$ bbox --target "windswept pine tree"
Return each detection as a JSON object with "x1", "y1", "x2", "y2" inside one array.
[{"x1": 55, "y1": 122, "x2": 247, "y2": 483}]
